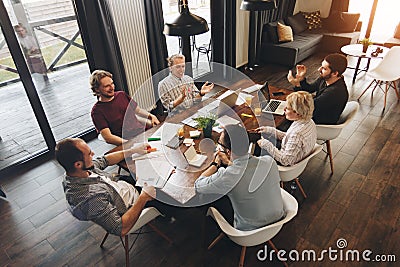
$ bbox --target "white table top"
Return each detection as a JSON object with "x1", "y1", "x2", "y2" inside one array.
[{"x1": 341, "y1": 44, "x2": 388, "y2": 58}]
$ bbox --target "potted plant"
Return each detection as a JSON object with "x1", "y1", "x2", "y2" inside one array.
[
  {"x1": 359, "y1": 38, "x2": 373, "y2": 53},
  {"x1": 193, "y1": 113, "x2": 217, "y2": 138}
]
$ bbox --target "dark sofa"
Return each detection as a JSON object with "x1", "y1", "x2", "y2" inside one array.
[{"x1": 260, "y1": 11, "x2": 361, "y2": 67}]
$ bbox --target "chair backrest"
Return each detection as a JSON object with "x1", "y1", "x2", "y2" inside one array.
[
  {"x1": 278, "y1": 144, "x2": 323, "y2": 182},
  {"x1": 128, "y1": 207, "x2": 163, "y2": 233},
  {"x1": 206, "y1": 188, "x2": 298, "y2": 247},
  {"x1": 316, "y1": 101, "x2": 359, "y2": 140},
  {"x1": 368, "y1": 46, "x2": 400, "y2": 81}
]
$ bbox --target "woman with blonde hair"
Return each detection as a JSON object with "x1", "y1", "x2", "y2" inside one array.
[{"x1": 256, "y1": 91, "x2": 317, "y2": 166}]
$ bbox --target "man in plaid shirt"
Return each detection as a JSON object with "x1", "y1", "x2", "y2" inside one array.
[
  {"x1": 158, "y1": 54, "x2": 214, "y2": 112},
  {"x1": 56, "y1": 138, "x2": 155, "y2": 236}
]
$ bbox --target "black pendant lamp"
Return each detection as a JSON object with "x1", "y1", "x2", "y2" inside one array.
[
  {"x1": 164, "y1": 0, "x2": 209, "y2": 71},
  {"x1": 240, "y1": 0, "x2": 277, "y2": 11},
  {"x1": 240, "y1": 0, "x2": 276, "y2": 70}
]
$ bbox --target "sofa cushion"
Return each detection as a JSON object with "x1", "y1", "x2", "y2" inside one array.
[
  {"x1": 286, "y1": 13, "x2": 308, "y2": 35},
  {"x1": 264, "y1": 20, "x2": 285, "y2": 44},
  {"x1": 294, "y1": 32, "x2": 323, "y2": 53},
  {"x1": 264, "y1": 22, "x2": 279, "y2": 44},
  {"x1": 325, "y1": 11, "x2": 360, "y2": 33},
  {"x1": 277, "y1": 22, "x2": 293, "y2": 42},
  {"x1": 302, "y1": 11, "x2": 322, "y2": 30}
]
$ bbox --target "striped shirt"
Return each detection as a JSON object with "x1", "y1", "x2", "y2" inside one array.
[
  {"x1": 258, "y1": 120, "x2": 317, "y2": 166},
  {"x1": 63, "y1": 156, "x2": 139, "y2": 235},
  {"x1": 158, "y1": 73, "x2": 200, "y2": 112}
]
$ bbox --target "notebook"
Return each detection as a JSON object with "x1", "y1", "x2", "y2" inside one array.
[
  {"x1": 135, "y1": 157, "x2": 174, "y2": 188},
  {"x1": 258, "y1": 82, "x2": 286, "y2": 115},
  {"x1": 184, "y1": 146, "x2": 207, "y2": 167}
]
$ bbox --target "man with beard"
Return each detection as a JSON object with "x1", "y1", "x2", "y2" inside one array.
[
  {"x1": 90, "y1": 70, "x2": 160, "y2": 145},
  {"x1": 287, "y1": 53, "x2": 349, "y2": 124},
  {"x1": 56, "y1": 138, "x2": 156, "y2": 236},
  {"x1": 158, "y1": 54, "x2": 214, "y2": 112}
]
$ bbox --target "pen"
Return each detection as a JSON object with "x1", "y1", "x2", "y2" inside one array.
[
  {"x1": 241, "y1": 113, "x2": 253, "y2": 118},
  {"x1": 148, "y1": 137, "x2": 161, "y2": 141}
]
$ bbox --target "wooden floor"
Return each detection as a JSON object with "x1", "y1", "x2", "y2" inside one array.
[
  {"x1": 0, "y1": 53, "x2": 399, "y2": 266},
  {"x1": 0, "y1": 63, "x2": 94, "y2": 170}
]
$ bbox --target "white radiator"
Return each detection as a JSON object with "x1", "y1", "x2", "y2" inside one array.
[
  {"x1": 236, "y1": 0, "x2": 249, "y2": 68},
  {"x1": 106, "y1": 0, "x2": 156, "y2": 111}
]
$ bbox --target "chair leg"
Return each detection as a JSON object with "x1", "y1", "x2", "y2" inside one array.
[
  {"x1": 326, "y1": 140, "x2": 334, "y2": 174},
  {"x1": 124, "y1": 235, "x2": 129, "y2": 267},
  {"x1": 268, "y1": 240, "x2": 288, "y2": 267},
  {"x1": 392, "y1": 80, "x2": 400, "y2": 100},
  {"x1": 295, "y1": 178, "x2": 307, "y2": 199},
  {"x1": 239, "y1": 246, "x2": 246, "y2": 267},
  {"x1": 100, "y1": 232, "x2": 109, "y2": 247},
  {"x1": 383, "y1": 82, "x2": 389, "y2": 110},
  {"x1": 358, "y1": 79, "x2": 375, "y2": 100},
  {"x1": 148, "y1": 222, "x2": 173, "y2": 244},
  {"x1": 196, "y1": 50, "x2": 200, "y2": 68},
  {"x1": 208, "y1": 232, "x2": 225, "y2": 250}
]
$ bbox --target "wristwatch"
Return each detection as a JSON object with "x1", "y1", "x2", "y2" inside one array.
[
  {"x1": 199, "y1": 90, "x2": 205, "y2": 96},
  {"x1": 209, "y1": 161, "x2": 219, "y2": 168}
]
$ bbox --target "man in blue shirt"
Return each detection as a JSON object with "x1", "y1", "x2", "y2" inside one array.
[{"x1": 195, "y1": 125, "x2": 284, "y2": 230}]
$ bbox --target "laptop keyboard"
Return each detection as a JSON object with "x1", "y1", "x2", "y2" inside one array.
[{"x1": 265, "y1": 100, "x2": 281, "y2": 112}]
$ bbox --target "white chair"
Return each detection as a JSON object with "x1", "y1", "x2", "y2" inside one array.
[
  {"x1": 316, "y1": 101, "x2": 359, "y2": 174},
  {"x1": 100, "y1": 207, "x2": 172, "y2": 267},
  {"x1": 278, "y1": 144, "x2": 323, "y2": 199},
  {"x1": 358, "y1": 46, "x2": 400, "y2": 110},
  {"x1": 207, "y1": 188, "x2": 298, "y2": 267}
]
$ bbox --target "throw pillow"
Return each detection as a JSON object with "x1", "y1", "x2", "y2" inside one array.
[
  {"x1": 302, "y1": 11, "x2": 322, "y2": 30},
  {"x1": 394, "y1": 23, "x2": 400, "y2": 39},
  {"x1": 286, "y1": 13, "x2": 308, "y2": 35},
  {"x1": 277, "y1": 22, "x2": 293, "y2": 43},
  {"x1": 340, "y1": 12, "x2": 360, "y2": 32}
]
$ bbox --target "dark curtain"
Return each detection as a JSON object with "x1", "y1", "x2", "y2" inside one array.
[
  {"x1": 330, "y1": 0, "x2": 349, "y2": 12},
  {"x1": 72, "y1": 0, "x2": 128, "y2": 93},
  {"x1": 143, "y1": 0, "x2": 169, "y2": 115},
  {"x1": 251, "y1": 0, "x2": 296, "y2": 65},
  {"x1": 211, "y1": 0, "x2": 236, "y2": 67},
  {"x1": 143, "y1": 0, "x2": 168, "y2": 74}
]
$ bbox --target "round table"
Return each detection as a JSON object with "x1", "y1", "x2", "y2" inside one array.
[{"x1": 341, "y1": 44, "x2": 389, "y2": 84}]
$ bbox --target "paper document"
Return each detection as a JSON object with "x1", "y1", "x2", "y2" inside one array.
[
  {"x1": 184, "y1": 146, "x2": 207, "y2": 167},
  {"x1": 151, "y1": 123, "x2": 182, "y2": 141},
  {"x1": 217, "y1": 115, "x2": 240, "y2": 127},
  {"x1": 135, "y1": 157, "x2": 174, "y2": 188}
]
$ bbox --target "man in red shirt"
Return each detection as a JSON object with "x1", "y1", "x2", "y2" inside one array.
[{"x1": 90, "y1": 70, "x2": 160, "y2": 145}]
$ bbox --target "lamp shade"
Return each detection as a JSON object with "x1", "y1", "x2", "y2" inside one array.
[
  {"x1": 240, "y1": 0, "x2": 277, "y2": 11},
  {"x1": 164, "y1": 0, "x2": 209, "y2": 36}
]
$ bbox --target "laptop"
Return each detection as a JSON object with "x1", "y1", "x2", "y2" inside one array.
[
  {"x1": 258, "y1": 82, "x2": 286, "y2": 115},
  {"x1": 205, "y1": 89, "x2": 239, "y2": 117}
]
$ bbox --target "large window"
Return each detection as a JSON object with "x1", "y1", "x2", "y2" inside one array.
[
  {"x1": 349, "y1": 0, "x2": 398, "y2": 42},
  {"x1": 0, "y1": 0, "x2": 94, "y2": 171},
  {"x1": 161, "y1": 0, "x2": 211, "y2": 78}
]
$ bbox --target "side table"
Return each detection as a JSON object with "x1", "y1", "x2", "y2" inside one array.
[{"x1": 341, "y1": 44, "x2": 388, "y2": 84}]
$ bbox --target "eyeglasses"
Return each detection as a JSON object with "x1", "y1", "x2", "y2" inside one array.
[{"x1": 217, "y1": 141, "x2": 229, "y2": 152}]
